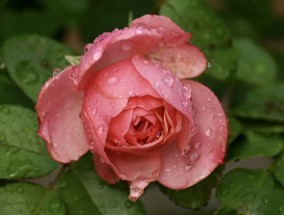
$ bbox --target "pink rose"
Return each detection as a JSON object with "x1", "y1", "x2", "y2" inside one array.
[{"x1": 36, "y1": 15, "x2": 227, "y2": 201}]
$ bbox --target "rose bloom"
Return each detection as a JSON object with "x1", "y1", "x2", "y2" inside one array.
[{"x1": 36, "y1": 15, "x2": 227, "y2": 201}]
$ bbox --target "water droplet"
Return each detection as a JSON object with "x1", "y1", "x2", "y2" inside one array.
[
  {"x1": 97, "y1": 125, "x2": 104, "y2": 134},
  {"x1": 182, "y1": 86, "x2": 191, "y2": 100},
  {"x1": 182, "y1": 99, "x2": 188, "y2": 107},
  {"x1": 135, "y1": 29, "x2": 143, "y2": 35},
  {"x1": 17, "y1": 186, "x2": 24, "y2": 193},
  {"x1": 92, "y1": 108, "x2": 97, "y2": 115},
  {"x1": 165, "y1": 168, "x2": 171, "y2": 173},
  {"x1": 93, "y1": 51, "x2": 102, "y2": 61},
  {"x1": 194, "y1": 142, "x2": 202, "y2": 149},
  {"x1": 122, "y1": 41, "x2": 133, "y2": 51},
  {"x1": 154, "y1": 81, "x2": 160, "y2": 87},
  {"x1": 143, "y1": 59, "x2": 149, "y2": 64},
  {"x1": 205, "y1": 128, "x2": 212, "y2": 137},
  {"x1": 263, "y1": 198, "x2": 269, "y2": 204},
  {"x1": 107, "y1": 76, "x2": 118, "y2": 85},
  {"x1": 185, "y1": 164, "x2": 192, "y2": 171},
  {"x1": 182, "y1": 145, "x2": 190, "y2": 156},
  {"x1": 207, "y1": 61, "x2": 211, "y2": 68},
  {"x1": 162, "y1": 75, "x2": 174, "y2": 87},
  {"x1": 189, "y1": 151, "x2": 199, "y2": 162},
  {"x1": 128, "y1": 91, "x2": 133, "y2": 96},
  {"x1": 70, "y1": 69, "x2": 78, "y2": 80},
  {"x1": 53, "y1": 68, "x2": 62, "y2": 77}
]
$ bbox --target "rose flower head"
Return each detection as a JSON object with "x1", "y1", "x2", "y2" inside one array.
[{"x1": 36, "y1": 15, "x2": 227, "y2": 202}]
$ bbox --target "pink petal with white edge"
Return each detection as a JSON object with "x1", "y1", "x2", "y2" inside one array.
[
  {"x1": 158, "y1": 80, "x2": 227, "y2": 189},
  {"x1": 106, "y1": 149, "x2": 161, "y2": 201},
  {"x1": 75, "y1": 28, "x2": 161, "y2": 90},
  {"x1": 130, "y1": 14, "x2": 190, "y2": 46},
  {"x1": 150, "y1": 44, "x2": 207, "y2": 79},
  {"x1": 36, "y1": 66, "x2": 88, "y2": 163}
]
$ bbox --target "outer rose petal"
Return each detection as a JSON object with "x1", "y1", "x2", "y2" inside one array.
[
  {"x1": 150, "y1": 44, "x2": 207, "y2": 79},
  {"x1": 158, "y1": 80, "x2": 227, "y2": 189},
  {"x1": 36, "y1": 66, "x2": 88, "y2": 163},
  {"x1": 130, "y1": 15, "x2": 190, "y2": 45},
  {"x1": 76, "y1": 28, "x2": 161, "y2": 89}
]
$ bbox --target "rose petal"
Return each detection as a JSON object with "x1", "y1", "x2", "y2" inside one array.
[
  {"x1": 76, "y1": 28, "x2": 161, "y2": 89},
  {"x1": 88, "y1": 58, "x2": 160, "y2": 99},
  {"x1": 106, "y1": 149, "x2": 161, "y2": 201},
  {"x1": 36, "y1": 66, "x2": 88, "y2": 163},
  {"x1": 158, "y1": 80, "x2": 227, "y2": 189},
  {"x1": 132, "y1": 55, "x2": 192, "y2": 119},
  {"x1": 126, "y1": 96, "x2": 163, "y2": 110},
  {"x1": 130, "y1": 14, "x2": 190, "y2": 46},
  {"x1": 150, "y1": 44, "x2": 207, "y2": 79}
]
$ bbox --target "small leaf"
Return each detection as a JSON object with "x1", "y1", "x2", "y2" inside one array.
[
  {"x1": 160, "y1": 0, "x2": 237, "y2": 80},
  {"x1": 274, "y1": 152, "x2": 284, "y2": 187},
  {"x1": 0, "y1": 104, "x2": 57, "y2": 179},
  {"x1": 234, "y1": 38, "x2": 277, "y2": 86},
  {"x1": 227, "y1": 132, "x2": 283, "y2": 161},
  {"x1": 160, "y1": 166, "x2": 223, "y2": 210},
  {"x1": 216, "y1": 168, "x2": 284, "y2": 215},
  {"x1": 0, "y1": 72, "x2": 33, "y2": 108},
  {"x1": 2, "y1": 34, "x2": 74, "y2": 102},
  {"x1": 0, "y1": 182, "x2": 66, "y2": 215},
  {"x1": 65, "y1": 55, "x2": 81, "y2": 65},
  {"x1": 232, "y1": 82, "x2": 284, "y2": 122},
  {"x1": 55, "y1": 153, "x2": 146, "y2": 215}
]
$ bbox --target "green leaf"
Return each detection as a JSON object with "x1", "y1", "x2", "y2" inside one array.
[
  {"x1": 160, "y1": 0, "x2": 237, "y2": 80},
  {"x1": 2, "y1": 34, "x2": 74, "y2": 102},
  {"x1": 274, "y1": 152, "x2": 284, "y2": 187},
  {"x1": 55, "y1": 153, "x2": 146, "y2": 215},
  {"x1": 160, "y1": 166, "x2": 223, "y2": 210},
  {"x1": 0, "y1": 72, "x2": 33, "y2": 108},
  {"x1": 0, "y1": 10, "x2": 61, "y2": 44},
  {"x1": 0, "y1": 182, "x2": 66, "y2": 215},
  {"x1": 213, "y1": 207, "x2": 240, "y2": 215},
  {"x1": 0, "y1": 104, "x2": 57, "y2": 179},
  {"x1": 234, "y1": 38, "x2": 277, "y2": 86},
  {"x1": 216, "y1": 168, "x2": 284, "y2": 214},
  {"x1": 227, "y1": 132, "x2": 283, "y2": 161},
  {"x1": 232, "y1": 82, "x2": 284, "y2": 122},
  {"x1": 239, "y1": 120, "x2": 284, "y2": 134},
  {"x1": 228, "y1": 116, "x2": 242, "y2": 144}
]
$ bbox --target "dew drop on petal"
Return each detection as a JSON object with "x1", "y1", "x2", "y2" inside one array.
[
  {"x1": 128, "y1": 91, "x2": 133, "y2": 96},
  {"x1": 53, "y1": 68, "x2": 62, "y2": 77},
  {"x1": 135, "y1": 29, "x2": 143, "y2": 35},
  {"x1": 189, "y1": 151, "x2": 199, "y2": 162},
  {"x1": 107, "y1": 76, "x2": 118, "y2": 85},
  {"x1": 93, "y1": 51, "x2": 102, "y2": 61},
  {"x1": 69, "y1": 69, "x2": 78, "y2": 80},
  {"x1": 162, "y1": 76, "x2": 174, "y2": 87},
  {"x1": 182, "y1": 99, "x2": 188, "y2": 107},
  {"x1": 182, "y1": 86, "x2": 191, "y2": 100},
  {"x1": 194, "y1": 141, "x2": 202, "y2": 149},
  {"x1": 205, "y1": 128, "x2": 212, "y2": 137},
  {"x1": 182, "y1": 145, "x2": 190, "y2": 156},
  {"x1": 97, "y1": 125, "x2": 104, "y2": 134},
  {"x1": 185, "y1": 164, "x2": 192, "y2": 171},
  {"x1": 92, "y1": 108, "x2": 97, "y2": 115}
]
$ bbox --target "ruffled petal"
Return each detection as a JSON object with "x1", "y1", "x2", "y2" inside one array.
[
  {"x1": 130, "y1": 14, "x2": 190, "y2": 46},
  {"x1": 158, "y1": 80, "x2": 227, "y2": 189},
  {"x1": 36, "y1": 66, "x2": 88, "y2": 163},
  {"x1": 75, "y1": 28, "x2": 161, "y2": 89},
  {"x1": 150, "y1": 44, "x2": 207, "y2": 79}
]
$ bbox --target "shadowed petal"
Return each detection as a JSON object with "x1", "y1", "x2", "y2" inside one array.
[{"x1": 36, "y1": 66, "x2": 88, "y2": 163}]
